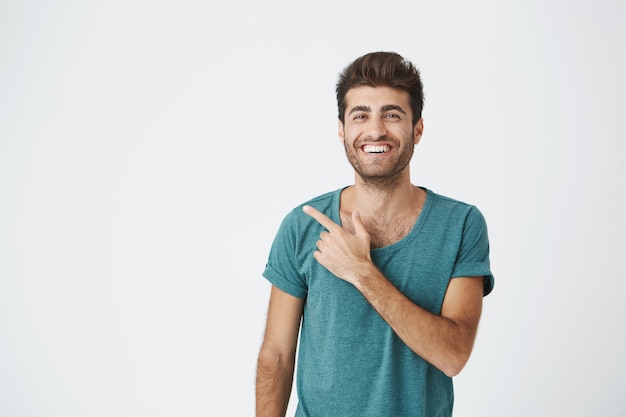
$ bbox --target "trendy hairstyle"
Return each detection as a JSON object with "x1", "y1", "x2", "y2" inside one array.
[{"x1": 336, "y1": 52, "x2": 424, "y2": 126}]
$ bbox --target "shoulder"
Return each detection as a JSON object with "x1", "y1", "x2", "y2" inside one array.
[
  {"x1": 425, "y1": 189, "x2": 483, "y2": 218},
  {"x1": 299, "y1": 188, "x2": 343, "y2": 211},
  {"x1": 285, "y1": 188, "x2": 343, "y2": 223},
  {"x1": 427, "y1": 189, "x2": 473, "y2": 209},
  {"x1": 420, "y1": 189, "x2": 489, "y2": 238},
  {"x1": 275, "y1": 188, "x2": 344, "y2": 236}
]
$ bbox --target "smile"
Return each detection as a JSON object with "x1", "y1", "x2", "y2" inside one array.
[{"x1": 363, "y1": 144, "x2": 391, "y2": 154}]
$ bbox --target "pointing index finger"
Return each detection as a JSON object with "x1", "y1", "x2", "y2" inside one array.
[{"x1": 303, "y1": 205, "x2": 340, "y2": 231}]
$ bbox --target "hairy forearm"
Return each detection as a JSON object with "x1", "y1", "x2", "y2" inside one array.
[
  {"x1": 256, "y1": 348, "x2": 295, "y2": 417},
  {"x1": 353, "y1": 267, "x2": 479, "y2": 377}
]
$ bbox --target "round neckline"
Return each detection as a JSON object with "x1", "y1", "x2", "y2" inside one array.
[{"x1": 332, "y1": 186, "x2": 433, "y2": 255}]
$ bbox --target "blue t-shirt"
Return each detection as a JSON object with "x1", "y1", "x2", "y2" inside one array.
[{"x1": 263, "y1": 187, "x2": 494, "y2": 417}]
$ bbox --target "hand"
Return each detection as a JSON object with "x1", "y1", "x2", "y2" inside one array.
[{"x1": 302, "y1": 205, "x2": 374, "y2": 285}]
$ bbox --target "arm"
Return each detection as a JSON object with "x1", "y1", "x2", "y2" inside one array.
[
  {"x1": 355, "y1": 271, "x2": 483, "y2": 376},
  {"x1": 256, "y1": 285, "x2": 304, "y2": 417},
  {"x1": 303, "y1": 205, "x2": 483, "y2": 377}
]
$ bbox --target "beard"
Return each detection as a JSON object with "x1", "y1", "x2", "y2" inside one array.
[{"x1": 343, "y1": 134, "x2": 415, "y2": 190}]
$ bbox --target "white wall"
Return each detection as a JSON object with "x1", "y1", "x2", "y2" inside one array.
[{"x1": 1, "y1": 1, "x2": 625, "y2": 416}]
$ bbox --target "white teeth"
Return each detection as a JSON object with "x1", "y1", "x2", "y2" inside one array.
[{"x1": 363, "y1": 145, "x2": 390, "y2": 154}]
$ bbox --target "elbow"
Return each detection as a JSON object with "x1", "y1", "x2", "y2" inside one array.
[
  {"x1": 439, "y1": 326, "x2": 478, "y2": 377},
  {"x1": 442, "y1": 363, "x2": 464, "y2": 378},
  {"x1": 257, "y1": 348, "x2": 284, "y2": 372},
  {"x1": 257, "y1": 345, "x2": 296, "y2": 371},
  {"x1": 439, "y1": 349, "x2": 472, "y2": 377}
]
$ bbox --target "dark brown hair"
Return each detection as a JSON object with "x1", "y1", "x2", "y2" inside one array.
[{"x1": 336, "y1": 52, "x2": 424, "y2": 126}]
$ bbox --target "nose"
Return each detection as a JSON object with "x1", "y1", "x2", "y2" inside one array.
[{"x1": 365, "y1": 117, "x2": 387, "y2": 140}]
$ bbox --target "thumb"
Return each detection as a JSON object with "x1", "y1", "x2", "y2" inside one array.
[{"x1": 351, "y1": 210, "x2": 368, "y2": 237}]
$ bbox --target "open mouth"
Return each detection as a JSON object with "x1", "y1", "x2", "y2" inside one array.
[{"x1": 363, "y1": 144, "x2": 391, "y2": 154}]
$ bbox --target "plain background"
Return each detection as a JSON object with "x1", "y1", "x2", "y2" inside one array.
[{"x1": 2, "y1": 0, "x2": 625, "y2": 416}]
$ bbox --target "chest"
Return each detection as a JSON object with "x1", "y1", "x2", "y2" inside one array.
[
  {"x1": 304, "y1": 224, "x2": 458, "y2": 315},
  {"x1": 340, "y1": 211, "x2": 419, "y2": 249}
]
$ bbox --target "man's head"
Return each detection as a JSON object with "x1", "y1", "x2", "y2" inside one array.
[{"x1": 336, "y1": 52, "x2": 424, "y2": 126}]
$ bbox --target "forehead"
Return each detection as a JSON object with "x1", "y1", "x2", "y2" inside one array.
[{"x1": 345, "y1": 86, "x2": 411, "y2": 111}]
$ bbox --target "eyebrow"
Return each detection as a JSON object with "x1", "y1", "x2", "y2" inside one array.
[
  {"x1": 381, "y1": 105, "x2": 406, "y2": 114},
  {"x1": 348, "y1": 104, "x2": 407, "y2": 115},
  {"x1": 348, "y1": 105, "x2": 371, "y2": 115}
]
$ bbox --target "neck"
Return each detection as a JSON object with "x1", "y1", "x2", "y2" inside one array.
[
  {"x1": 340, "y1": 178, "x2": 426, "y2": 248},
  {"x1": 346, "y1": 173, "x2": 420, "y2": 220}
]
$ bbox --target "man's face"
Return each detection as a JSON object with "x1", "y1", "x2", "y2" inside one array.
[{"x1": 339, "y1": 86, "x2": 423, "y2": 186}]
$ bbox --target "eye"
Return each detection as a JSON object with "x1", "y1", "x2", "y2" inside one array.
[
  {"x1": 353, "y1": 114, "x2": 367, "y2": 121},
  {"x1": 384, "y1": 113, "x2": 400, "y2": 120}
]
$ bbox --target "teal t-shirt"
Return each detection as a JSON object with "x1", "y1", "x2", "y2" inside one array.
[{"x1": 263, "y1": 187, "x2": 494, "y2": 417}]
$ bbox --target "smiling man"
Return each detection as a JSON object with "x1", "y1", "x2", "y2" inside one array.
[{"x1": 256, "y1": 52, "x2": 494, "y2": 417}]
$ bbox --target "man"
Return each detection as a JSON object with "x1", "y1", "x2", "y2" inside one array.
[{"x1": 256, "y1": 51, "x2": 494, "y2": 417}]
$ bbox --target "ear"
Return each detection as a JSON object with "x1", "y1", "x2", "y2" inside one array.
[
  {"x1": 413, "y1": 118, "x2": 424, "y2": 145},
  {"x1": 338, "y1": 119, "x2": 345, "y2": 142}
]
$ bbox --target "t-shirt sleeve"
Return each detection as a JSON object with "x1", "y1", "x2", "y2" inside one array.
[
  {"x1": 262, "y1": 211, "x2": 308, "y2": 299},
  {"x1": 451, "y1": 206, "x2": 495, "y2": 296}
]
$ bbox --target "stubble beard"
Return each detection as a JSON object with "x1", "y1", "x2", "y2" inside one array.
[{"x1": 343, "y1": 137, "x2": 415, "y2": 192}]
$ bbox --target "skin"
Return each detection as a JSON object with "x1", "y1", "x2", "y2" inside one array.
[{"x1": 256, "y1": 86, "x2": 485, "y2": 417}]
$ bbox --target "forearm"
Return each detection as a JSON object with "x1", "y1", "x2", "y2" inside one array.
[
  {"x1": 353, "y1": 266, "x2": 479, "y2": 377},
  {"x1": 256, "y1": 348, "x2": 295, "y2": 417}
]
